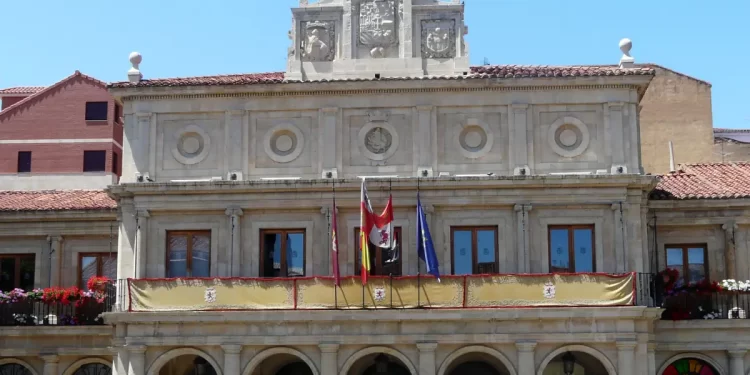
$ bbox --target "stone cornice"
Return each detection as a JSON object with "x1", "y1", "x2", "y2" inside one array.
[
  {"x1": 0, "y1": 210, "x2": 116, "y2": 222},
  {"x1": 649, "y1": 199, "x2": 750, "y2": 210}
]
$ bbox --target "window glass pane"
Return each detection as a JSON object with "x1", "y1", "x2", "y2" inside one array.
[
  {"x1": 549, "y1": 229, "x2": 570, "y2": 272},
  {"x1": 17, "y1": 151, "x2": 31, "y2": 173},
  {"x1": 573, "y1": 228, "x2": 594, "y2": 272},
  {"x1": 85, "y1": 101, "x2": 108, "y2": 121},
  {"x1": 453, "y1": 230, "x2": 473, "y2": 275},
  {"x1": 687, "y1": 247, "x2": 706, "y2": 283},
  {"x1": 263, "y1": 233, "x2": 282, "y2": 277},
  {"x1": 81, "y1": 256, "x2": 98, "y2": 289},
  {"x1": 191, "y1": 234, "x2": 210, "y2": 277},
  {"x1": 666, "y1": 248, "x2": 684, "y2": 284},
  {"x1": 167, "y1": 235, "x2": 188, "y2": 277},
  {"x1": 102, "y1": 254, "x2": 117, "y2": 281},
  {"x1": 19, "y1": 256, "x2": 34, "y2": 290},
  {"x1": 286, "y1": 233, "x2": 305, "y2": 277},
  {"x1": 476, "y1": 230, "x2": 496, "y2": 274},
  {"x1": 83, "y1": 150, "x2": 107, "y2": 172},
  {"x1": 0, "y1": 258, "x2": 16, "y2": 291}
]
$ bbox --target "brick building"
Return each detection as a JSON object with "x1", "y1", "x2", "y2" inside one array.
[{"x1": 0, "y1": 71, "x2": 123, "y2": 190}]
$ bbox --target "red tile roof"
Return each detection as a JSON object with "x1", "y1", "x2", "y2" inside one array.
[
  {"x1": 0, "y1": 71, "x2": 107, "y2": 120},
  {"x1": 0, "y1": 86, "x2": 46, "y2": 95},
  {"x1": 714, "y1": 128, "x2": 750, "y2": 134},
  {"x1": 652, "y1": 163, "x2": 750, "y2": 200},
  {"x1": 109, "y1": 65, "x2": 654, "y2": 88},
  {"x1": 0, "y1": 190, "x2": 116, "y2": 212}
]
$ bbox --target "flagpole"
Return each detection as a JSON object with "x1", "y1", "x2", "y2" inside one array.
[
  {"x1": 417, "y1": 176, "x2": 421, "y2": 308},
  {"x1": 332, "y1": 179, "x2": 339, "y2": 309}
]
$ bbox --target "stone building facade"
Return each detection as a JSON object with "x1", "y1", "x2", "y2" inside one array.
[{"x1": 1, "y1": 1, "x2": 749, "y2": 375}]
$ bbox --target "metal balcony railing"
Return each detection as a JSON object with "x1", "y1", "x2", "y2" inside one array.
[{"x1": 0, "y1": 284, "x2": 116, "y2": 326}]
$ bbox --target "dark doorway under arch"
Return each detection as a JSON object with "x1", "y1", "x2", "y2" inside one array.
[
  {"x1": 72, "y1": 363, "x2": 112, "y2": 375},
  {"x1": 361, "y1": 354, "x2": 410, "y2": 375},
  {"x1": 449, "y1": 361, "x2": 501, "y2": 375},
  {"x1": 0, "y1": 364, "x2": 33, "y2": 375},
  {"x1": 276, "y1": 362, "x2": 313, "y2": 375}
]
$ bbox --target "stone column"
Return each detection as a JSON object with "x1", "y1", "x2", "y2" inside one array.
[
  {"x1": 319, "y1": 343, "x2": 340, "y2": 375},
  {"x1": 128, "y1": 346, "x2": 146, "y2": 375},
  {"x1": 319, "y1": 107, "x2": 339, "y2": 178},
  {"x1": 723, "y1": 221, "x2": 738, "y2": 280},
  {"x1": 515, "y1": 341, "x2": 536, "y2": 375},
  {"x1": 135, "y1": 210, "x2": 150, "y2": 278},
  {"x1": 46, "y1": 235, "x2": 63, "y2": 287},
  {"x1": 509, "y1": 104, "x2": 530, "y2": 175},
  {"x1": 616, "y1": 341, "x2": 637, "y2": 375},
  {"x1": 41, "y1": 355, "x2": 59, "y2": 375},
  {"x1": 416, "y1": 106, "x2": 434, "y2": 176},
  {"x1": 729, "y1": 350, "x2": 746, "y2": 375},
  {"x1": 647, "y1": 344, "x2": 656, "y2": 375},
  {"x1": 222, "y1": 345, "x2": 242, "y2": 375},
  {"x1": 514, "y1": 204, "x2": 532, "y2": 273},
  {"x1": 612, "y1": 203, "x2": 626, "y2": 273},
  {"x1": 112, "y1": 340, "x2": 129, "y2": 375},
  {"x1": 417, "y1": 342, "x2": 438, "y2": 375},
  {"x1": 225, "y1": 207, "x2": 244, "y2": 277}
]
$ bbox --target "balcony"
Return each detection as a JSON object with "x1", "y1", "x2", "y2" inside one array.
[
  {"x1": 0, "y1": 284, "x2": 115, "y2": 326},
  {"x1": 119, "y1": 273, "x2": 638, "y2": 312}
]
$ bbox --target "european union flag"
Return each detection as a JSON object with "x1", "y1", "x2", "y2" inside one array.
[{"x1": 417, "y1": 194, "x2": 440, "y2": 281}]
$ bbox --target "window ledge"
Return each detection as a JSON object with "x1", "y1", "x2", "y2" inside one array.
[{"x1": 85, "y1": 120, "x2": 109, "y2": 125}]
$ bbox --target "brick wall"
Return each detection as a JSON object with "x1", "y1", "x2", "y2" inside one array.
[
  {"x1": 1, "y1": 96, "x2": 27, "y2": 110},
  {"x1": 0, "y1": 75, "x2": 122, "y2": 176},
  {"x1": 639, "y1": 66, "x2": 714, "y2": 174}
]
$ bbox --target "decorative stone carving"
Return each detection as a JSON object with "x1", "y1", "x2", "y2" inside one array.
[
  {"x1": 547, "y1": 116, "x2": 591, "y2": 158},
  {"x1": 301, "y1": 21, "x2": 335, "y2": 62},
  {"x1": 456, "y1": 118, "x2": 494, "y2": 159},
  {"x1": 359, "y1": 0, "x2": 397, "y2": 48},
  {"x1": 264, "y1": 124, "x2": 305, "y2": 163},
  {"x1": 171, "y1": 125, "x2": 211, "y2": 165},
  {"x1": 421, "y1": 19, "x2": 456, "y2": 59},
  {"x1": 358, "y1": 111, "x2": 399, "y2": 161}
]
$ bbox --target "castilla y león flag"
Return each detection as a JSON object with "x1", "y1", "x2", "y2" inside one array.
[{"x1": 359, "y1": 179, "x2": 394, "y2": 284}]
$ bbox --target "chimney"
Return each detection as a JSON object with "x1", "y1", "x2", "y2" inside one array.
[
  {"x1": 669, "y1": 141, "x2": 676, "y2": 172},
  {"x1": 618, "y1": 38, "x2": 635, "y2": 68}
]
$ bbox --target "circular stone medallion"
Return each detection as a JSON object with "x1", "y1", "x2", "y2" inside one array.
[
  {"x1": 547, "y1": 116, "x2": 590, "y2": 158},
  {"x1": 358, "y1": 121, "x2": 400, "y2": 161},
  {"x1": 455, "y1": 119, "x2": 494, "y2": 159},
  {"x1": 171, "y1": 125, "x2": 211, "y2": 165},
  {"x1": 264, "y1": 124, "x2": 305, "y2": 163}
]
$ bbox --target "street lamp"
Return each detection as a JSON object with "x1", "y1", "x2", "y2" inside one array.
[
  {"x1": 562, "y1": 352, "x2": 576, "y2": 375},
  {"x1": 374, "y1": 354, "x2": 390, "y2": 374}
]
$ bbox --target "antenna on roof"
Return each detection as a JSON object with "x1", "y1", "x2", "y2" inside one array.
[
  {"x1": 668, "y1": 141, "x2": 676, "y2": 172},
  {"x1": 483, "y1": 57, "x2": 490, "y2": 66}
]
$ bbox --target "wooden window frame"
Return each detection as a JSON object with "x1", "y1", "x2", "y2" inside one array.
[
  {"x1": 547, "y1": 224, "x2": 596, "y2": 273},
  {"x1": 354, "y1": 227, "x2": 403, "y2": 276},
  {"x1": 165, "y1": 230, "x2": 212, "y2": 277},
  {"x1": 259, "y1": 229, "x2": 306, "y2": 278},
  {"x1": 665, "y1": 243, "x2": 709, "y2": 285},
  {"x1": 0, "y1": 254, "x2": 35, "y2": 289},
  {"x1": 77, "y1": 252, "x2": 116, "y2": 289},
  {"x1": 449, "y1": 226, "x2": 499, "y2": 275}
]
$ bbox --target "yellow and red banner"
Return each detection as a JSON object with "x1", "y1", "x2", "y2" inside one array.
[{"x1": 127, "y1": 273, "x2": 635, "y2": 312}]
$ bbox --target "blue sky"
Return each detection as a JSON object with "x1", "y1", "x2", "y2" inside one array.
[{"x1": 0, "y1": 0, "x2": 746, "y2": 128}]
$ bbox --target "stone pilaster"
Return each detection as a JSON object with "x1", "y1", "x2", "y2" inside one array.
[
  {"x1": 728, "y1": 350, "x2": 746, "y2": 375},
  {"x1": 128, "y1": 346, "x2": 146, "y2": 375},
  {"x1": 111, "y1": 340, "x2": 129, "y2": 375},
  {"x1": 222, "y1": 345, "x2": 242, "y2": 375},
  {"x1": 515, "y1": 341, "x2": 536, "y2": 375},
  {"x1": 612, "y1": 203, "x2": 627, "y2": 273},
  {"x1": 225, "y1": 207, "x2": 244, "y2": 277},
  {"x1": 41, "y1": 355, "x2": 59, "y2": 375},
  {"x1": 723, "y1": 221, "x2": 738, "y2": 280},
  {"x1": 647, "y1": 343, "x2": 656, "y2": 375},
  {"x1": 514, "y1": 204, "x2": 532, "y2": 273},
  {"x1": 509, "y1": 104, "x2": 530, "y2": 175},
  {"x1": 319, "y1": 343, "x2": 340, "y2": 375},
  {"x1": 606, "y1": 102, "x2": 627, "y2": 173},
  {"x1": 616, "y1": 341, "x2": 637, "y2": 375},
  {"x1": 46, "y1": 235, "x2": 63, "y2": 287},
  {"x1": 417, "y1": 342, "x2": 438, "y2": 375},
  {"x1": 226, "y1": 110, "x2": 245, "y2": 176},
  {"x1": 135, "y1": 210, "x2": 150, "y2": 278},
  {"x1": 319, "y1": 107, "x2": 339, "y2": 178},
  {"x1": 416, "y1": 106, "x2": 434, "y2": 176}
]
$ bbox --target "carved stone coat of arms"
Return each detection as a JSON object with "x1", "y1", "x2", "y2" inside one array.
[{"x1": 359, "y1": 0, "x2": 397, "y2": 47}]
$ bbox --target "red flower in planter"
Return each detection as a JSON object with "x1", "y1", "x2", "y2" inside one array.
[{"x1": 86, "y1": 276, "x2": 111, "y2": 292}]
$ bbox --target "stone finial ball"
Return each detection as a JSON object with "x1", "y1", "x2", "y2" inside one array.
[
  {"x1": 619, "y1": 38, "x2": 632, "y2": 54},
  {"x1": 129, "y1": 52, "x2": 142, "y2": 66}
]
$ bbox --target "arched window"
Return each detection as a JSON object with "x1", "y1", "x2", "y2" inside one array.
[
  {"x1": 72, "y1": 364, "x2": 111, "y2": 375},
  {"x1": 663, "y1": 358, "x2": 717, "y2": 375},
  {"x1": 0, "y1": 364, "x2": 33, "y2": 375}
]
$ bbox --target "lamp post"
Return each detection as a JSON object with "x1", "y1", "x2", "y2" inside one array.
[{"x1": 562, "y1": 352, "x2": 576, "y2": 375}]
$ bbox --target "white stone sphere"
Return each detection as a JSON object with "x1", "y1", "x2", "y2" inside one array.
[
  {"x1": 619, "y1": 38, "x2": 632, "y2": 54},
  {"x1": 129, "y1": 52, "x2": 142, "y2": 65}
]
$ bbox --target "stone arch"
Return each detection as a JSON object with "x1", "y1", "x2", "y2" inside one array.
[
  {"x1": 0, "y1": 359, "x2": 39, "y2": 375},
  {"x1": 241, "y1": 347, "x2": 320, "y2": 375},
  {"x1": 536, "y1": 344, "x2": 617, "y2": 375},
  {"x1": 146, "y1": 347, "x2": 223, "y2": 375},
  {"x1": 339, "y1": 346, "x2": 417, "y2": 375},
  {"x1": 62, "y1": 358, "x2": 112, "y2": 375},
  {"x1": 656, "y1": 353, "x2": 725, "y2": 375},
  {"x1": 437, "y1": 345, "x2": 517, "y2": 375}
]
